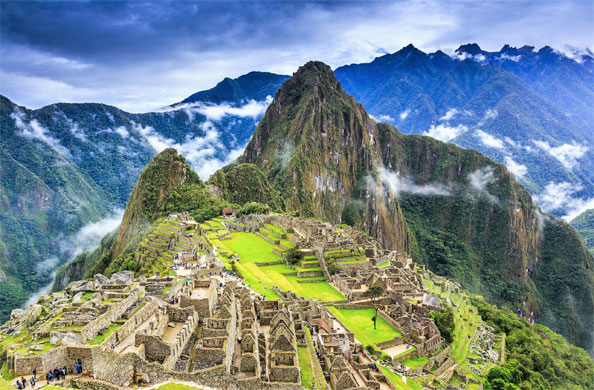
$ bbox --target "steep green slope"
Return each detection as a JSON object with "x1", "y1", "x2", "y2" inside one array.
[
  {"x1": 572, "y1": 209, "x2": 594, "y2": 253},
  {"x1": 471, "y1": 295, "x2": 594, "y2": 390},
  {"x1": 0, "y1": 100, "x2": 110, "y2": 322},
  {"x1": 222, "y1": 61, "x2": 594, "y2": 352},
  {"x1": 55, "y1": 149, "x2": 232, "y2": 282},
  {"x1": 208, "y1": 163, "x2": 284, "y2": 211}
]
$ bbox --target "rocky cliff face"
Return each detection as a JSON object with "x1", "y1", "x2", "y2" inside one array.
[
  {"x1": 241, "y1": 61, "x2": 408, "y2": 251},
  {"x1": 233, "y1": 61, "x2": 594, "y2": 351}
]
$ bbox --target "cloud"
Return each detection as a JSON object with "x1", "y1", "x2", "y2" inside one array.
[
  {"x1": 2, "y1": 1, "x2": 591, "y2": 111},
  {"x1": 277, "y1": 140, "x2": 294, "y2": 169},
  {"x1": 370, "y1": 167, "x2": 450, "y2": 198},
  {"x1": 69, "y1": 209, "x2": 124, "y2": 257},
  {"x1": 454, "y1": 51, "x2": 487, "y2": 64},
  {"x1": 476, "y1": 129, "x2": 505, "y2": 149},
  {"x1": 533, "y1": 140, "x2": 588, "y2": 169},
  {"x1": 114, "y1": 126, "x2": 130, "y2": 138},
  {"x1": 370, "y1": 113, "x2": 395, "y2": 123},
  {"x1": 504, "y1": 156, "x2": 528, "y2": 178},
  {"x1": 133, "y1": 120, "x2": 244, "y2": 178},
  {"x1": 399, "y1": 109, "x2": 410, "y2": 120},
  {"x1": 478, "y1": 108, "x2": 498, "y2": 126},
  {"x1": 10, "y1": 108, "x2": 71, "y2": 156},
  {"x1": 440, "y1": 108, "x2": 458, "y2": 121},
  {"x1": 163, "y1": 96, "x2": 273, "y2": 121},
  {"x1": 533, "y1": 182, "x2": 594, "y2": 222},
  {"x1": 468, "y1": 167, "x2": 499, "y2": 203},
  {"x1": 423, "y1": 123, "x2": 468, "y2": 142},
  {"x1": 498, "y1": 53, "x2": 522, "y2": 62}
]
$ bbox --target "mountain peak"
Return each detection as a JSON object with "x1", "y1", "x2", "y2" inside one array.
[
  {"x1": 456, "y1": 43, "x2": 484, "y2": 55},
  {"x1": 110, "y1": 148, "x2": 202, "y2": 258},
  {"x1": 291, "y1": 61, "x2": 336, "y2": 86}
]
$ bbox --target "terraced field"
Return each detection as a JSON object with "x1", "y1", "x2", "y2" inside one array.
[
  {"x1": 327, "y1": 306, "x2": 401, "y2": 346},
  {"x1": 207, "y1": 221, "x2": 345, "y2": 302}
]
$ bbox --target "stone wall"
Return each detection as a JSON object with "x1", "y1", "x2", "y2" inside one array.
[
  {"x1": 376, "y1": 336, "x2": 404, "y2": 349},
  {"x1": 136, "y1": 334, "x2": 171, "y2": 363},
  {"x1": 430, "y1": 345, "x2": 450, "y2": 368},
  {"x1": 433, "y1": 357, "x2": 454, "y2": 377},
  {"x1": 103, "y1": 300, "x2": 158, "y2": 349},
  {"x1": 91, "y1": 348, "x2": 137, "y2": 386},
  {"x1": 80, "y1": 292, "x2": 138, "y2": 341},
  {"x1": 163, "y1": 311, "x2": 198, "y2": 371}
]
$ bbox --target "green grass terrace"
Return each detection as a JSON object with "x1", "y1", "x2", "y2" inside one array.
[
  {"x1": 211, "y1": 228, "x2": 345, "y2": 302},
  {"x1": 327, "y1": 306, "x2": 401, "y2": 346}
]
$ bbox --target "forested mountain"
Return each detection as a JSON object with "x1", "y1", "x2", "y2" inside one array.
[{"x1": 334, "y1": 44, "x2": 594, "y2": 218}]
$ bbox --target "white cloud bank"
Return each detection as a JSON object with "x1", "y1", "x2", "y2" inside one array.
[
  {"x1": 504, "y1": 156, "x2": 528, "y2": 178},
  {"x1": 369, "y1": 167, "x2": 450, "y2": 197},
  {"x1": 370, "y1": 113, "x2": 395, "y2": 123},
  {"x1": 476, "y1": 129, "x2": 505, "y2": 149},
  {"x1": 533, "y1": 140, "x2": 588, "y2": 169},
  {"x1": 468, "y1": 167, "x2": 499, "y2": 203},
  {"x1": 10, "y1": 108, "x2": 71, "y2": 156},
  {"x1": 135, "y1": 121, "x2": 245, "y2": 179},
  {"x1": 423, "y1": 123, "x2": 468, "y2": 142},
  {"x1": 534, "y1": 182, "x2": 594, "y2": 222},
  {"x1": 399, "y1": 109, "x2": 410, "y2": 120},
  {"x1": 440, "y1": 108, "x2": 458, "y2": 121},
  {"x1": 158, "y1": 96, "x2": 272, "y2": 122}
]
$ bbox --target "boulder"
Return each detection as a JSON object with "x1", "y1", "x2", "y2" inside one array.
[
  {"x1": 110, "y1": 271, "x2": 135, "y2": 285},
  {"x1": 10, "y1": 308, "x2": 24, "y2": 320},
  {"x1": 50, "y1": 331, "x2": 83, "y2": 346},
  {"x1": 72, "y1": 292, "x2": 85, "y2": 303},
  {"x1": 95, "y1": 274, "x2": 110, "y2": 285},
  {"x1": 32, "y1": 345, "x2": 44, "y2": 351}
]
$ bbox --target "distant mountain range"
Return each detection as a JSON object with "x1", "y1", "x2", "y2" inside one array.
[{"x1": 0, "y1": 43, "x2": 592, "y2": 323}]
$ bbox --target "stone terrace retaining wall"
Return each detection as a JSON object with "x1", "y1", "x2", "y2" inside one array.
[
  {"x1": 81, "y1": 291, "x2": 138, "y2": 341},
  {"x1": 103, "y1": 299, "x2": 158, "y2": 349},
  {"x1": 163, "y1": 311, "x2": 199, "y2": 370},
  {"x1": 433, "y1": 357, "x2": 454, "y2": 377}
]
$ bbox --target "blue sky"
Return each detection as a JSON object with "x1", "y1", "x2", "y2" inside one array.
[{"x1": 1, "y1": 0, "x2": 592, "y2": 112}]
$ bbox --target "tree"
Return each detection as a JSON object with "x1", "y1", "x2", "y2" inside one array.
[
  {"x1": 365, "y1": 284, "x2": 384, "y2": 330},
  {"x1": 428, "y1": 307, "x2": 455, "y2": 343},
  {"x1": 284, "y1": 246, "x2": 304, "y2": 266}
]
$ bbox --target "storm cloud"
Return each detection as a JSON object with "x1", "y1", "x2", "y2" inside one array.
[{"x1": 1, "y1": 1, "x2": 592, "y2": 111}]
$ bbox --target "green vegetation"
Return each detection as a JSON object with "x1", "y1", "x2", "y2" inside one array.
[
  {"x1": 215, "y1": 231, "x2": 344, "y2": 301},
  {"x1": 284, "y1": 246, "x2": 304, "y2": 266},
  {"x1": 297, "y1": 346, "x2": 314, "y2": 388},
  {"x1": 208, "y1": 163, "x2": 284, "y2": 211},
  {"x1": 379, "y1": 365, "x2": 422, "y2": 390},
  {"x1": 327, "y1": 306, "x2": 401, "y2": 346},
  {"x1": 471, "y1": 295, "x2": 594, "y2": 390},
  {"x1": 402, "y1": 356, "x2": 429, "y2": 369},
  {"x1": 364, "y1": 284, "x2": 384, "y2": 330},
  {"x1": 428, "y1": 306, "x2": 455, "y2": 343},
  {"x1": 87, "y1": 322, "x2": 122, "y2": 345},
  {"x1": 571, "y1": 208, "x2": 594, "y2": 253}
]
